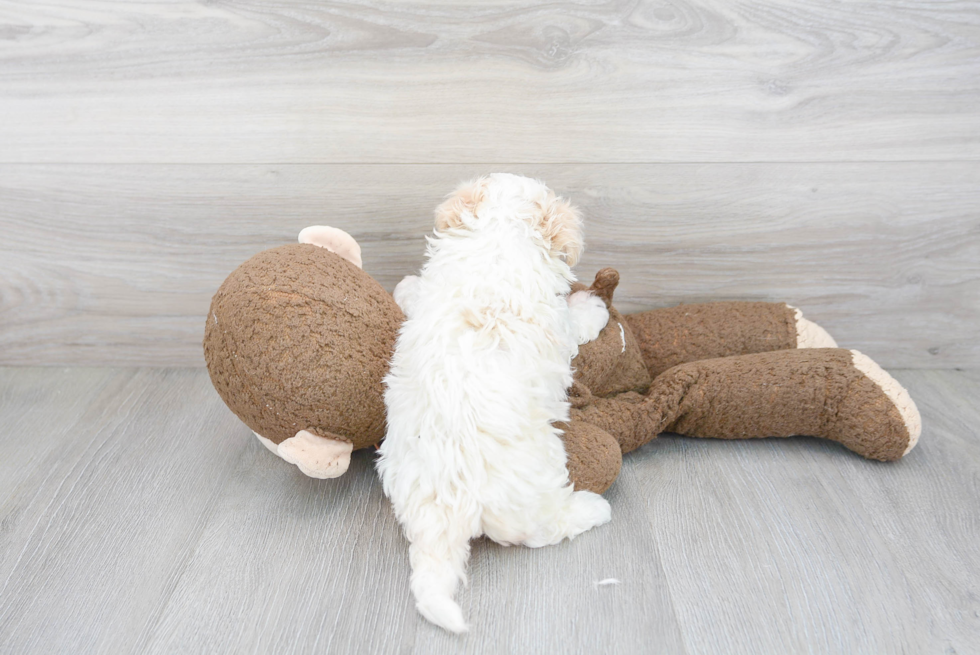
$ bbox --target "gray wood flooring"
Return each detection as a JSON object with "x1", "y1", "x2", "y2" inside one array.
[{"x1": 0, "y1": 366, "x2": 977, "y2": 654}]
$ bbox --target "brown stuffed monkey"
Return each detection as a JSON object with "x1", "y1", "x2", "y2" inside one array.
[{"x1": 203, "y1": 227, "x2": 921, "y2": 490}]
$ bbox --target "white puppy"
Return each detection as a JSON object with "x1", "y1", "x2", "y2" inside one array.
[{"x1": 377, "y1": 174, "x2": 612, "y2": 633}]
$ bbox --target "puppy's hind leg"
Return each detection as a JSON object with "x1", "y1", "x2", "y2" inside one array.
[
  {"x1": 505, "y1": 489, "x2": 612, "y2": 549},
  {"x1": 403, "y1": 503, "x2": 478, "y2": 633},
  {"x1": 552, "y1": 489, "x2": 612, "y2": 543}
]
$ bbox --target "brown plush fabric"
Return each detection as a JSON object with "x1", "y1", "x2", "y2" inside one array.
[
  {"x1": 556, "y1": 420, "x2": 622, "y2": 494},
  {"x1": 625, "y1": 301, "x2": 798, "y2": 378},
  {"x1": 570, "y1": 392, "x2": 656, "y2": 456},
  {"x1": 571, "y1": 269, "x2": 651, "y2": 397},
  {"x1": 578, "y1": 267, "x2": 619, "y2": 307},
  {"x1": 572, "y1": 348, "x2": 912, "y2": 461},
  {"x1": 204, "y1": 244, "x2": 404, "y2": 449},
  {"x1": 656, "y1": 348, "x2": 911, "y2": 461}
]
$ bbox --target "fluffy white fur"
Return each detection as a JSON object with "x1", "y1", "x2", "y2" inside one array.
[{"x1": 377, "y1": 174, "x2": 612, "y2": 634}]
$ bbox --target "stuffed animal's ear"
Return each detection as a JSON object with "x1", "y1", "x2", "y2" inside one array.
[
  {"x1": 298, "y1": 226, "x2": 362, "y2": 268},
  {"x1": 587, "y1": 268, "x2": 620, "y2": 308},
  {"x1": 434, "y1": 177, "x2": 488, "y2": 232},
  {"x1": 540, "y1": 195, "x2": 583, "y2": 267}
]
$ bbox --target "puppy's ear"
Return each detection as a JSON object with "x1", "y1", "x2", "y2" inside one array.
[
  {"x1": 434, "y1": 177, "x2": 488, "y2": 232},
  {"x1": 540, "y1": 196, "x2": 584, "y2": 267}
]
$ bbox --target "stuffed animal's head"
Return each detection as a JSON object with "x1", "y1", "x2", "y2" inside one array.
[{"x1": 204, "y1": 229, "x2": 404, "y2": 477}]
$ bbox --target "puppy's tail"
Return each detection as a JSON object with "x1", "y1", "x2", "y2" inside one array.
[{"x1": 409, "y1": 534, "x2": 471, "y2": 634}]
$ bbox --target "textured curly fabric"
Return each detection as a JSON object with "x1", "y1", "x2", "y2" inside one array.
[
  {"x1": 556, "y1": 420, "x2": 622, "y2": 494},
  {"x1": 572, "y1": 348, "x2": 916, "y2": 461},
  {"x1": 204, "y1": 244, "x2": 403, "y2": 448},
  {"x1": 625, "y1": 301, "x2": 798, "y2": 378}
]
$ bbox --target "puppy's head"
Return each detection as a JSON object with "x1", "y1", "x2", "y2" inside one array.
[{"x1": 434, "y1": 174, "x2": 583, "y2": 267}]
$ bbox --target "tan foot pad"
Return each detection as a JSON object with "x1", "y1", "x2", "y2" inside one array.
[
  {"x1": 277, "y1": 430, "x2": 354, "y2": 479},
  {"x1": 789, "y1": 305, "x2": 838, "y2": 348}
]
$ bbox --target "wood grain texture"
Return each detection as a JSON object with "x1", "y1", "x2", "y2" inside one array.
[
  {"x1": 0, "y1": 367, "x2": 977, "y2": 653},
  {"x1": 0, "y1": 368, "x2": 251, "y2": 653},
  {"x1": 1, "y1": 163, "x2": 977, "y2": 368},
  {"x1": 0, "y1": 0, "x2": 978, "y2": 163}
]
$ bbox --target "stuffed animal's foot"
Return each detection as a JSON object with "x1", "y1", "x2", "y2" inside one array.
[
  {"x1": 789, "y1": 305, "x2": 838, "y2": 348},
  {"x1": 584, "y1": 267, "x2": 620, "y2": 307},
  {"x1": 842, "y1": 350, "x2": 921, "y2": 458},
  {"x1": 275, "y1": 429, "x2": 354, "y2": 478}
]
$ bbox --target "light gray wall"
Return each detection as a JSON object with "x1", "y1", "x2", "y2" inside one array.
[{"x1": 1, "y1": 1, "x2": 978, "y2": 367}]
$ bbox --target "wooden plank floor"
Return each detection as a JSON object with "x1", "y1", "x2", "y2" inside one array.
[{"x1": 0, "y1": 366, "x2": 977, "y2": 654}]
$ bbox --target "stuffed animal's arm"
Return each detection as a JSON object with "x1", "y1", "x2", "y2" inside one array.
[{"x1": 625, "y1": 301, "x2": 837, "y2": 378}]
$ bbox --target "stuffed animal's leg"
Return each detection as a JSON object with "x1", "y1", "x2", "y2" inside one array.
[
  {"x1": 654, "y1": 348, "x2": 919, "y2": 460},
  {"x1": 572, "y1": 349, "x2": 920, "y2": 461},
  {"x1": 624, "y1": 301, "x2": 836, "y2": 378}
]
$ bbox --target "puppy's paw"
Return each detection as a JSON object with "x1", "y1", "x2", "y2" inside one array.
[
  {"x1": 568, "y1": 291, "x2": 610, "y2": 344},
  {"x1": 565, "y1": 490, "x2": 612, "y2": 538},
  {"x1": 393, "y1": 275, "x2": 421, "y2": 318}
]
